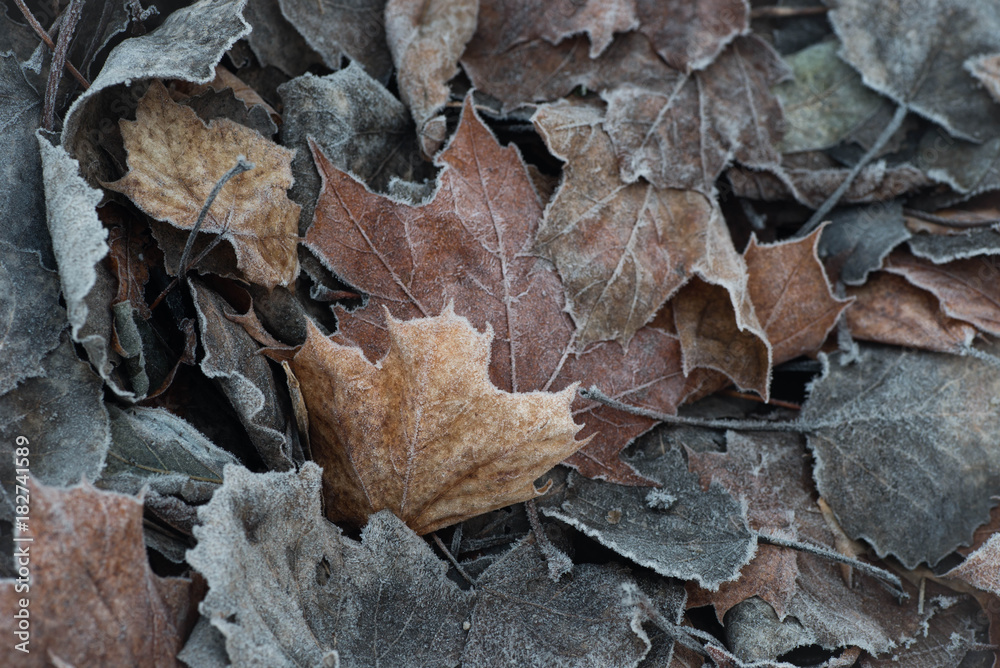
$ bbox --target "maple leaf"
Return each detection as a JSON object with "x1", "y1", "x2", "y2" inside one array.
[
  {"x1": 278, "y1": 308, "x2": 587, "y2": 534},
  {"x1": 0, "y1": 481, "x2": 193, "y2": 666},
  {"x1": 105, "y1": 80, "x2": 300, "y2": 289},
  {"x1": 306, "y1": 97, "x2": 696, "y2": 484}
]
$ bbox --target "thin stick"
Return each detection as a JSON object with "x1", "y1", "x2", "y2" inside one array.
[
  {"x1": 526, "y1": 499, "x2": 572, "y2": 580},
  {"x1": 579, "y1": 386, "x2": 806, "y2": 433},
  {"x1": 42, "y1": 0, "x2": 83, "y2": 130},
  {"x1": 758, "y1": 531, "x2": 907, "y2": 600},
  {"x1": 12, "y1": 0, "x2": 89, "y2": 89},
  {"x1": 431, "y1": 533, "x2": 476, "y2": 588},
  {"x1": 721, "y1": 389, "x2": 801, "y2": 411},
  {"x1": 903, "y1": 207, "x2": 1000, "y2": 229},
  {"x1": 795, "y1": 104, "x2": 909, "y2": 239},
  {"x1": 750, "y1": 6, "x2": 828, "y2": 19}
]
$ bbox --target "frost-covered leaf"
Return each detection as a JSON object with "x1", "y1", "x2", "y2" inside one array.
[
  {"x1": 243, "y1": 0, "x2": 322, "y2": 76},
  {"x1": 908, "y1": 229, "x2": 1000, "y2": 264},
  {"x1": 602, "y1": 36, "x2": 788, "y2": 192},
  {"x1": 278, "y1": 0, "x2": 392, "y2": 81},
  {"x1": 817, "y1": 200, "x2": 910, "y2": 285},
  {"x1": 915, "y1": 127, "x2": 1000, "y2": 197},
  {"x1": 187, "y1": 464, "x2": 474, "y2": 667},
  {"x1": 106, "y1": 81, "x2": 300, "y2": 289},
  {"x1": 386, "y1": 0, "x2": 477, "y2": 156},
  {"x1": 190, "y1": 279, "x2": 295, "y2": 470},
  {"x1": 462, "y1": 536, "x2": 652, "y2": 668},
  {"x1": 278, "y1": 309, "x2": 586, "y2": 534},
  {"x1": 803, "y1": 344, "x2": 1000, "y2": 568},
  {"x1": 634, "y1": 0, "x2": 749, "y2": 72},
  {"x1": 66, "y1": 0, "x2": 133, "y2": 78},
  {"x1": 307, "y1": 96, "x2": 694, "y2": 484},
  {"x1": 100, "y1": 405, "x2": 237, "y2": 503},
  {"x1": 0, "y1": 481, "x2": 193, "y2": 667},
  {"x1": 543, "y1": 441, "x2": 756, "y2": 589},
  {"x1": 277, "y1": 64, "x2": 428, "y2": 233},
  {"x1": 967, "y1": 52, "x2": 1000, "y2": 104}
]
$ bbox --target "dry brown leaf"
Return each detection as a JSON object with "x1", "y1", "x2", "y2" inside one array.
[
  {"x1": 385, "y1": 0, "x2": 478, "y2": 156},
  {"x1": 280, "y1": 308, "x2": 587, "y2": 534},
  {"x1": 306, "y1": 97, "x2": 695, "y2": 485},
  {"x1": 534, "y1": 100, "x2": 755, "y2": 349},
  {"x1": 533, "y1": 0, "x2": 639, "y2": 58},
  {"x1": 634, "y1": 0, "x2": 749, "y2": 72},
  {"x1": 0, "y1": 481, "x2": 193, "y2": 666},
  {"x1": 845, "y1": 272, "x2": 977, "y2": 353},
  {"x1": 105, "y1": 80, "x2": 300, "y2": 289}
]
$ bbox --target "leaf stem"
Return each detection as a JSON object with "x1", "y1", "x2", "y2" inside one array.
[
  {"x1": 431, "y1": 532, "x2": 477, "y2": 588},
  {"x1": 42, "y1": 0, "x2": 84, "y2": 130},
  {"x1": 12, "y1": 0, "x2": 90, "y2": 89}
]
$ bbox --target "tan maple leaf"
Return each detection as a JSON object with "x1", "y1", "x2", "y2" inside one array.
[
  {"x1": 281, "y1": 307, "x2": 588, "y2": 535},
  {"x1": 105, "y1": 80, "x2": 300, "y2": 289}
]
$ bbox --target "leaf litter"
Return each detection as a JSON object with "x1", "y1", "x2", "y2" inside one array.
[{"x1": 4, "y1": 0, "x2": 1000, "y2": 664}]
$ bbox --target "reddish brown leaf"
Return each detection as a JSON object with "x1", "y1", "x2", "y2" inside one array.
[
  {"x1": 280, "y1": 309, "x2": 587, "y2": 534},
  {"x1": 0, "y1": 481, "x2": 193, "y2": 666},
  {"x1": 105, "y1": 80, "x2": 300, "y2": 289},
  {"x1": 634, "y1": 0, "x2": 748, "y2": 72},
  {"x1": 845, "y1": 272, "x2": 977, "y2": 353},
  {"x1": 101, "y1": 204, "x2": 158, "y2": 321},
  {"x1": 306, "y1": 97, "x2": 694, "y2": 484}
]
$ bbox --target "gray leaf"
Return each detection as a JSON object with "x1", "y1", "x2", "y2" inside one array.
[
  {"x1": 67, "y1": 0, "x2": 133, "y2": 79},
  {"x1": 243, "y1": 0, "x2": 322, "y2": 77},
  {"x1": 908, "y1": 229, "x2": 1000, "y2": 264},
  {"x1": 462, "y1": 537, "x2": 652, "y2": 668},
  {"x1": 543, "y1": 445, "x2": 756, "y2": 590},
  {"x1": 182, "y1": 86, "x2": 278, "y2": 138},
  {"x1": 915, "y1": 126, "x2": 1000, "y2": 198},
  {"x1": 186, "y1": 464, "x2": 473, "y2": 667},
  {"x1": 818, "y1": 200, "x2": 910, "y2": 285},
  {"x1": 802, "y1": 345, "x2": 1000, "y2": 568}
]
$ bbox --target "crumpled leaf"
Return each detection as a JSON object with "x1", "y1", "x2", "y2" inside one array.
[
  {"x1": 534, "y1": 100, "x2": 758, "y2": 353},
  {"x1": 602, "y1": 35, "x2": 789, "y2": 192},
  {"x1": 0, "y1": 335, "x2": 111, "y2": 521},
  {"x1": 66, "y1": 0, "x2": 134, "y2": 79},
  {"x1": 106, "y1": 81, "x2": 300, "y2": 289},
  {"x1": 830, "y1": 0, "x2": 1000, "y2": 143},
  {"x1": 908, "y1": 229, "x2": 1000, "y2": 264},
  {"x1": 802, "y1": 344, "x2": 1000, "y2": 568},
  {"x1": 277, "y1": 64, "x2": 429, "y2": 233},
  {"x1": 386, "y1": 0, "x2": 477, "y2": 156},
  {"x1": 817, "y1": 200, "x2": 911, "y2": 286},
  {"x1": 845, "y1": 272, "x2": 977, "y2": 353},
  {"x1": 186, "y1": 464, "x2": 474, "y2": 667},
  {"x1": 279, "y1": 308, "x2": 586, "y2": 534},
  {"x1": 190, "y1": 279, "x2": 295, "y2": 470},
  {"x1": 99, "y1": 404, "x2": 237, "y2": 503},
  {"x1": 278, "y1": 0, "x2": 392, "y2": 81},
  {"x1": 0, "y1": 480, "x2": 193, "y2": 667},
  {"x1": 308, "y1": 97, "x2": 700, "y2": 484},
  {"x1": 61, "y1": 0, "x2": 251, "y2": 185},
  {"x1": 542, "y1": 436, "x2": 756, "y2": 590},
  {"x1": 462, "y1": 535, "x2": 652, "y2": 667}
]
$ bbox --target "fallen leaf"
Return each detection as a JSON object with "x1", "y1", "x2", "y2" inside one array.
[
  {"x1": 802, "y1": 345, "x2": 1000, "y2": 568},
  {"x1": 242, "y1": 0, "x2": 323, "y2": 76},
  {"x1": 462, "y1": 535, "x2": 652, "y2": 667},
  {"x1": 106, "y1": 81, "x2": 300, "y2": 289},
  {"x1": 967, "y1": 52, "x2": 1000, "y2": 104},
  {"x1": 830, "y1": 0, "x2": 1000, "y2": 143},
  {"x1": 280, "y1": 308, "x2": 586, "y2": 534},
  {"x1": 542, "y1": 436, "x2": 757, "y2": 590},
  {"x1": 0, "y1": 481, "x2": 193, "y2": 667},
  {"x1": 307, "y1": 97, "x2": 695, "y2": 484},
  {"x1": 915, "y1": 126, "x2": 1000, "y2": 197},
  {"x1": 845, "y1": 272, "x2": 977, "y2": 353},
  {"x1": 277, "y1": 0, "x2": 392, "y2": 81},
  {"x1": 634, "y1": 0, "x2": 749, "y2": 72},
  {"x1": 103, "y1": 204, "x2": 156, "y2": 321},
  {"x1": 386, "y1": 0, "x2": 478, "y2": 156},
  {"x1": 186, "y1": 464, "x2": 474, "y2": 666},
  {"x1": 908, "y1": 230, "x2": 1000, "y2": 264},
  {"x1": 817, "y1": 200, "x2": 911, "y2": 286},
  {"x1": 602, "y1": 35, "x2": 788, "y2": 192},
  {"x1": 528, "y1": 0, "x2": 639, "y2": 58}
]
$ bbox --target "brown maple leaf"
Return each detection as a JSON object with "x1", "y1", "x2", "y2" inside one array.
[
  {"x1": 277, "y1": 308, "x2": 587, "y2": 534},
  {"x1": 105, "y1": 80, "x2": 300, "y2": 289},
  {"x1": 0, "y1": 481, "x2": 193, "y2": 666},
  {"x1": 306, "y1": 97, "x2": 695, "y2": 484}
]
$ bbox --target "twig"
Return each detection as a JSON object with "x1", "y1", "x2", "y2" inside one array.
[
  {"x1": 42, "y1": 0, "x2": 84, "y2": 130},
  {"x1": 795, "y1": 104, "x2": 909, "y2": 239},
  {"x1": 750, "y1": 6, "x2": 828, "y2": 19},
  {"x1": 431, "y1": 533, "x2": 476, "y2": 587},
  {"x1": 721, "y1": 389, "x2": 801, "y2": 411},
  {"x1": 12, "y1": 0, "x2": 90, "y2": 89},
  {"x1": 903, "y1": 207, "x2": 1000, "y2": 229},
  {"x1": 525, "y1": 499, "x2": 572, "y2": 580}
]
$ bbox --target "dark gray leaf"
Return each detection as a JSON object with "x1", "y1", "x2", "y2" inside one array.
[
  {"x1": 0, "y1": 242, "x2": 65, "y2": 396},
  {"x1": 100, "y1": 405, "x2": 237, "y2": 503},
  {"x1": 724, "y1": 597, "x2": 813, "y2": 663},
  {"x1": 278, "y1": 64, "x2": 429, "y2": 232},
  {"x1": 542, "y1": 445, "x2": 756, "y2": 589},
  {"x1": 67, "y1": 0, "x2": 133, "y2": 78},
  {"x1": 802, "y1": 344, "x2": 1000, "y2": 568},
  {"x1": 908, "y1": 229, "x2": 1000, "y2": 263},
  {"x1": 818, "y1": 200, "x2": 910, "y2": 285},
  {"x1": 829, "y1": 0, "x2": 1000, "y2": 143},
  {"x1": 278, "y1": 0, "x2": 392, "y2": 82},
  {"x1": 190, "y1": 279, "x2": 295, "y2": 470},
  {"x1": 182, "y1": 86, "x2": 278, "y2": 138},
  {"x1": 462, "y1": 537, "x2": 651, "y2": 668},
  {"x1": 915, "y1": 126, "x2": 1000, "y2": 198},
  {"x1": 243, "y1": 0, "x2": 323, "y2": 76},
  {"x1": 187, "y1": 464, "x2": 473, "y2": 667}
]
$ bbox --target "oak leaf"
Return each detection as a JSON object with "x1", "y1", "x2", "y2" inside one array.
[
  {"x1": 106, "y1": 80, "x2": 300, "y2": 289},
  {"x1": 281, "y1": 308, "x2": 587, "y2": 534},
  {"x1": 306, "y1": 97, "x2": 696, "y2": 484}
]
